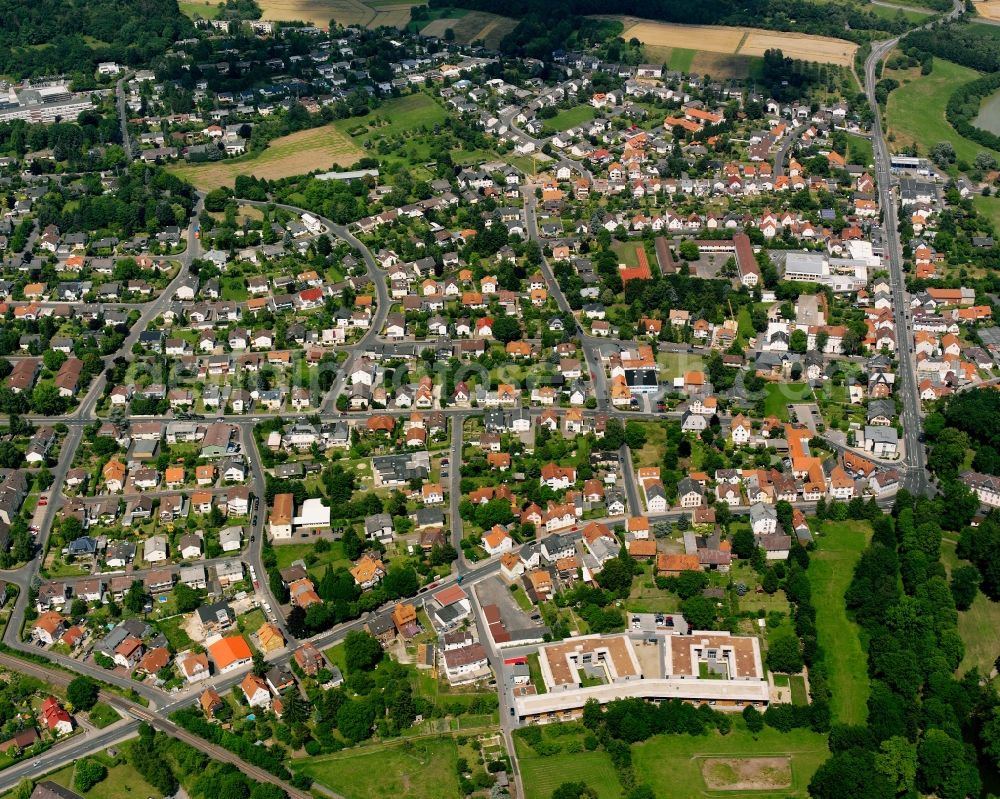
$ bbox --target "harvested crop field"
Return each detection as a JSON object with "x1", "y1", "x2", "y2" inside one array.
[
  {"x1": 423, "y1": 10, "x2": 517, "y2": 48},
  {"x1": 608, "y1": 16, "x2": 857, "y2": 67},
  {"x1": 256, "y1": 0, "x2": 418, "y2": 28},
  {"x1": 740, "y1": 30, "x2": 856, "y2": 64},
  {"x1": 168, "y1": 124, "x2": 363, "y2": 190},
  {"x1": 700, "y1": 757, "x2": 792, "y2": 791},
  {"x1": 975, "y1": 0, "x2": 1000, "y2": 20}
]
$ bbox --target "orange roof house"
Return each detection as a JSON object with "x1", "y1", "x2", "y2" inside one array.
[
  {"x1": 207, "y1": 635, "x2": 252, "y2": 672},
  {"x1": 656, "y1": 553, "x2": 701, "y2": 575}
]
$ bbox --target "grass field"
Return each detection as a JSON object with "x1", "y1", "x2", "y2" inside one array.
[
  {"x1": 611, "y1": 239, "x2": 641, "y2": 268},
  {"x1": 608, "y1": 16, "x2": 856, "y2": 66},
  {"x1": 669, "y1": 48, "x2": 696, "y2": 72},
  {"x1": 544, "y1": 105, "x2": 597, "y2": 132},
  {"x1": 764, "y1": 383, "x2": 813, "y2": 419},
  {"x1": 293, "y1": 735, "x2": 462, "y2": 799},
  {"x1": 518, "y1": 742, "x2": 622, "y2": 799},
  {"x1": 169, "y1": 124, "x2": 364, "y2": 190},
  {"x1": 633, "y1": 421, "x2": 667, "y2": 468},
  {"x1": 348, "y1": 92, "x2": 447, "y2": 138},
  {"x1": 941, "y1": 538, "x2": 1000, "y2": 676},
  {"x1": 810, "y1": 520, "x2": 872, "y2": 725},
  {"x1": 88, "y1": 702, "x2": 120, "y2": 729},
  {"x1": 273, "y1": 540, "x2": 352, "y2": 579},
  {"x1": 868, "y1": 2, "x2": 933, "y2": 23},
  {"x1": 47, "y1": 757, "x2": 164, "y2": 799},
  {"x1": 632, "y1": 724, "x2": 829, "y2": 799},
  {"x1": 178, "y1": 0, "x2": 221, "y2": 18},
  {"x1": 845, "y1": 133, "x2": 874, "y2": 167},
  {"x1": 886, "y1": 59, "x2": 1000, "y2": 168},
  {"x1": 974, "y1": 194, "x2": 1000, "y2": 230}
]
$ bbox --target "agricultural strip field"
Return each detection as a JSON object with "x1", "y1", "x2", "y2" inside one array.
[
  {"x1": 421, "y1": 10, "x2": 518, "y2": 48},
  {"x1": 606, "y1": 16, "x2": 857, "y2": 66},
  {"x1": 256, "y1": 0, "x2": 418, "y2": 28},
  {"x1": 886, "y1": 59, "x2": 1000, "y2": 167},
  {"x1": 974, "y1": 0, "x2": 1000, "y2": 21},
  {"x1": 167, "y1": 123, "x2": 364, "y2": 190},
  {"x1": 809, "y1": 520, "x2": 872, "y2": 725}
]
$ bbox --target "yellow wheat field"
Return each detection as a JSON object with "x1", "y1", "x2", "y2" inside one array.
[{"x1": 612, "y1": 16, "x2": 858, "y2": 67}]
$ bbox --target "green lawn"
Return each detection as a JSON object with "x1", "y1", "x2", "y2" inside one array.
[
  {"x1": 867, "y1": 2, "x2": 932, "y2": 23},
  {"x1": 789, "y1": 674, "x2": 809, "y2": 706},
  {"x1": 238, "y1": 608, "x2": 267, "y2": 635},
  {"x1": 510, "y1": 585, "x2": 534, "y2": 612},
  {"x1": 941, "y1": 538, "x2": 1000, "y2": 677},
  {"x1": 764, "y1": 383, "x2": 813, "y2": 420},
  {"x1": 974, "y1": 194, "x2": 1000, "y2": 230},
  {"x1": 518, "y1": 732, "x2": 621, "y2": 799},
  {"x1": 178, "y1": 0, "x2": 220, "y2": 18},
  {"x1": 844, "y1": 133, "x2": 874, "y2": 167},
  {"x1": 886, "y1": 59, "x2": 1000, "y2": 168},
  {"x1": 47, "y1": 756, "x2": 163, "y2": 799},
  {"x1": 88, "y1": 702, "x2": 120, "y2": 729},
  {"x1": 338, "y1": 93, "x2": 448, "y2": 140},
  {"x1": 669, "y1": 48, "x2": 696, "y2": 73},
  {"x1": 809, "y1": 520, "x2": 872, "y2": 725},
  {"x1": 656, "y1": 350, "x2": 703, "y2": 380},
  {"x1": 273, "y1": 540, "x2": 351, "y2": 580},
  {"x1": 156, "y1": 614, "x2": 193, "y2": 652},
  {"x1": 632, "y1": 421, "x2": 667, "y2": 468},
  {"x1": 611, "y1": 239, "x2": 641, "y2": 268},
  {"x1": 543, "y1": 105, "x2": 597, "y2": 133},
  {"x1": 222, "y1": 276, "x2": 248, "y2": 301},
  {"x1": 292, "y1": 735, "x2": 463, "y2": 799},
  {"x1": 631, "y1": 724, "x2": 829, "y2": 799}
]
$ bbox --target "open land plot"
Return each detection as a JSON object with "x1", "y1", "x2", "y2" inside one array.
[
  {"x1": 974, "y1": 195, "x2": 1000, "y2": 231},
  {"x1": 975, "y1": 0, "x2": 1000, "y2": 20},
  {"x1": 941, "y1": 538, "x2": 1000, "y2": 676},
  {"x1": 518, "y1": 746, "x2": 622, "y2": 799},
  {"x1": 49, "y1": 759, "x2": 164, "y2": 799},
  {"x1": 178, "y1": 0, "x2": 221, "y2": 18},
  {"x1": 344, "y1": 92, "x2": 447, "y2": 137},
  {"x1": 886, "y1": 59, "x2": 1000, "y2": 167},
  {"x1": 809, "y1": 520, "x2": 872, "y2": 724},
  {"x1": 691, "y1": 51, "x2": 761, "y2": 79},
  {"x1": 544, "y1": 104, "x2": 597, "y2": 132},
  {"x1": 740, "y1": 30, "x2": 857, "y2": 65},
  {"x1": 257, "y1": 0, "x2": 373, "y2": 25},
  {"x1": 764, "y1": 383, "x2": 813, "y2": 419},
  {"x1": 701, "y1": 756, "x2": 792, "y2": 791},
  {"x1": 292, "y1": 735, "x2": 463, "y2": 799},
  {"x1": 845, "y1": 132, "x2": 874, "y2": 167},
  {"x1": 610, "y1": 16, "x2": 856, "y2": 66},
  {"x1": 451, "y1": 11, "x2": 518, "y2": 48},
  {"x1": 868, "y1": 2, "x2": 932, "y2": 23},
  {"x1": 368, "y1": 4, "x2": 414, "y2": 27},
  {"x1": 168, "y1": 124, "x2": 363, "y2": 190},
  {"x1": 632, "y1": 724, "x2": 829, "y2": 799}
]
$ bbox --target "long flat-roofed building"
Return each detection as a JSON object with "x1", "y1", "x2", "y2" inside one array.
[{"x1": 513, "y1": 631, "x2": 768, "y2": 724}]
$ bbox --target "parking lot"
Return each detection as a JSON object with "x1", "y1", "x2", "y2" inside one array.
[
  {"x1": 475, "y1": 575, "x2": 541, "y2": 631},
  {"x1": 628, "y1": 611, "x2": 690, "y2": 636}
]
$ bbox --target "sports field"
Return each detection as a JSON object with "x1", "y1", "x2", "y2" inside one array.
[
  {"x1": 607, "y1": 16, "x2": 857, "y2": 66},
  {"x1": 632, "y1": 724, "x2": 829, "y2": 799},
  {"x1": 168, "y1": 123, "x2": 364, "y2": 190},
  {"x1": 886, "y1": 59, "x2": 1000, "y2": 167},
  {"x1": 810, "y1": 520, "x2": 872, "y2": 725}
]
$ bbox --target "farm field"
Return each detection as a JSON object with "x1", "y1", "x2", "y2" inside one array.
[
  {"x1": 518, "y1": 745, "x2": 622, "y2": 799},
  {"x1": 975, "y1": 0, "x2": 1000, "y2": 21},
  {"x1": 607, "y1": 16, "x2": 857, "y2": 66},
  {"x1": 809, "y1": 520, "x2": 872, "y2": 725},
  {"x1": 420, "y1": 10, "x2": 518, "y2": 48},
  {"x1": 255, "y1": 0, "x2": 418, "y2": 28},
  {"x1": 168, "y1": 123, "x2": 363, "y2": 190},
  {"x1": 292, "y1": 735, "x2": 463, "y2": 799},
  {"x1": 886, "y1": 59, "x2": 1000, "y2": 167},
  {"x1": 867, "y1": 2, "x2": 932, "y2": 22}
]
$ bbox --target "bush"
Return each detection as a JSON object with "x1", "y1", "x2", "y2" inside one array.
[{"x1": 74, "y1": 759, "x2": 107, "y2": 792}]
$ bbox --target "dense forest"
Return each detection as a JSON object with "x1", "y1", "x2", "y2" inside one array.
[
  {"x1": 901, "y1": 22, "x2": 1000, "y2": 73},
  {"x1": 808, "y1": 496, "x2": 994, "y2": 799},
  {"x1": 0, "y1": 0, "x2": 193, "y2": 79},
  {"x1": 427, "y1": 0, "x2": 927, "y2": 57}
]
